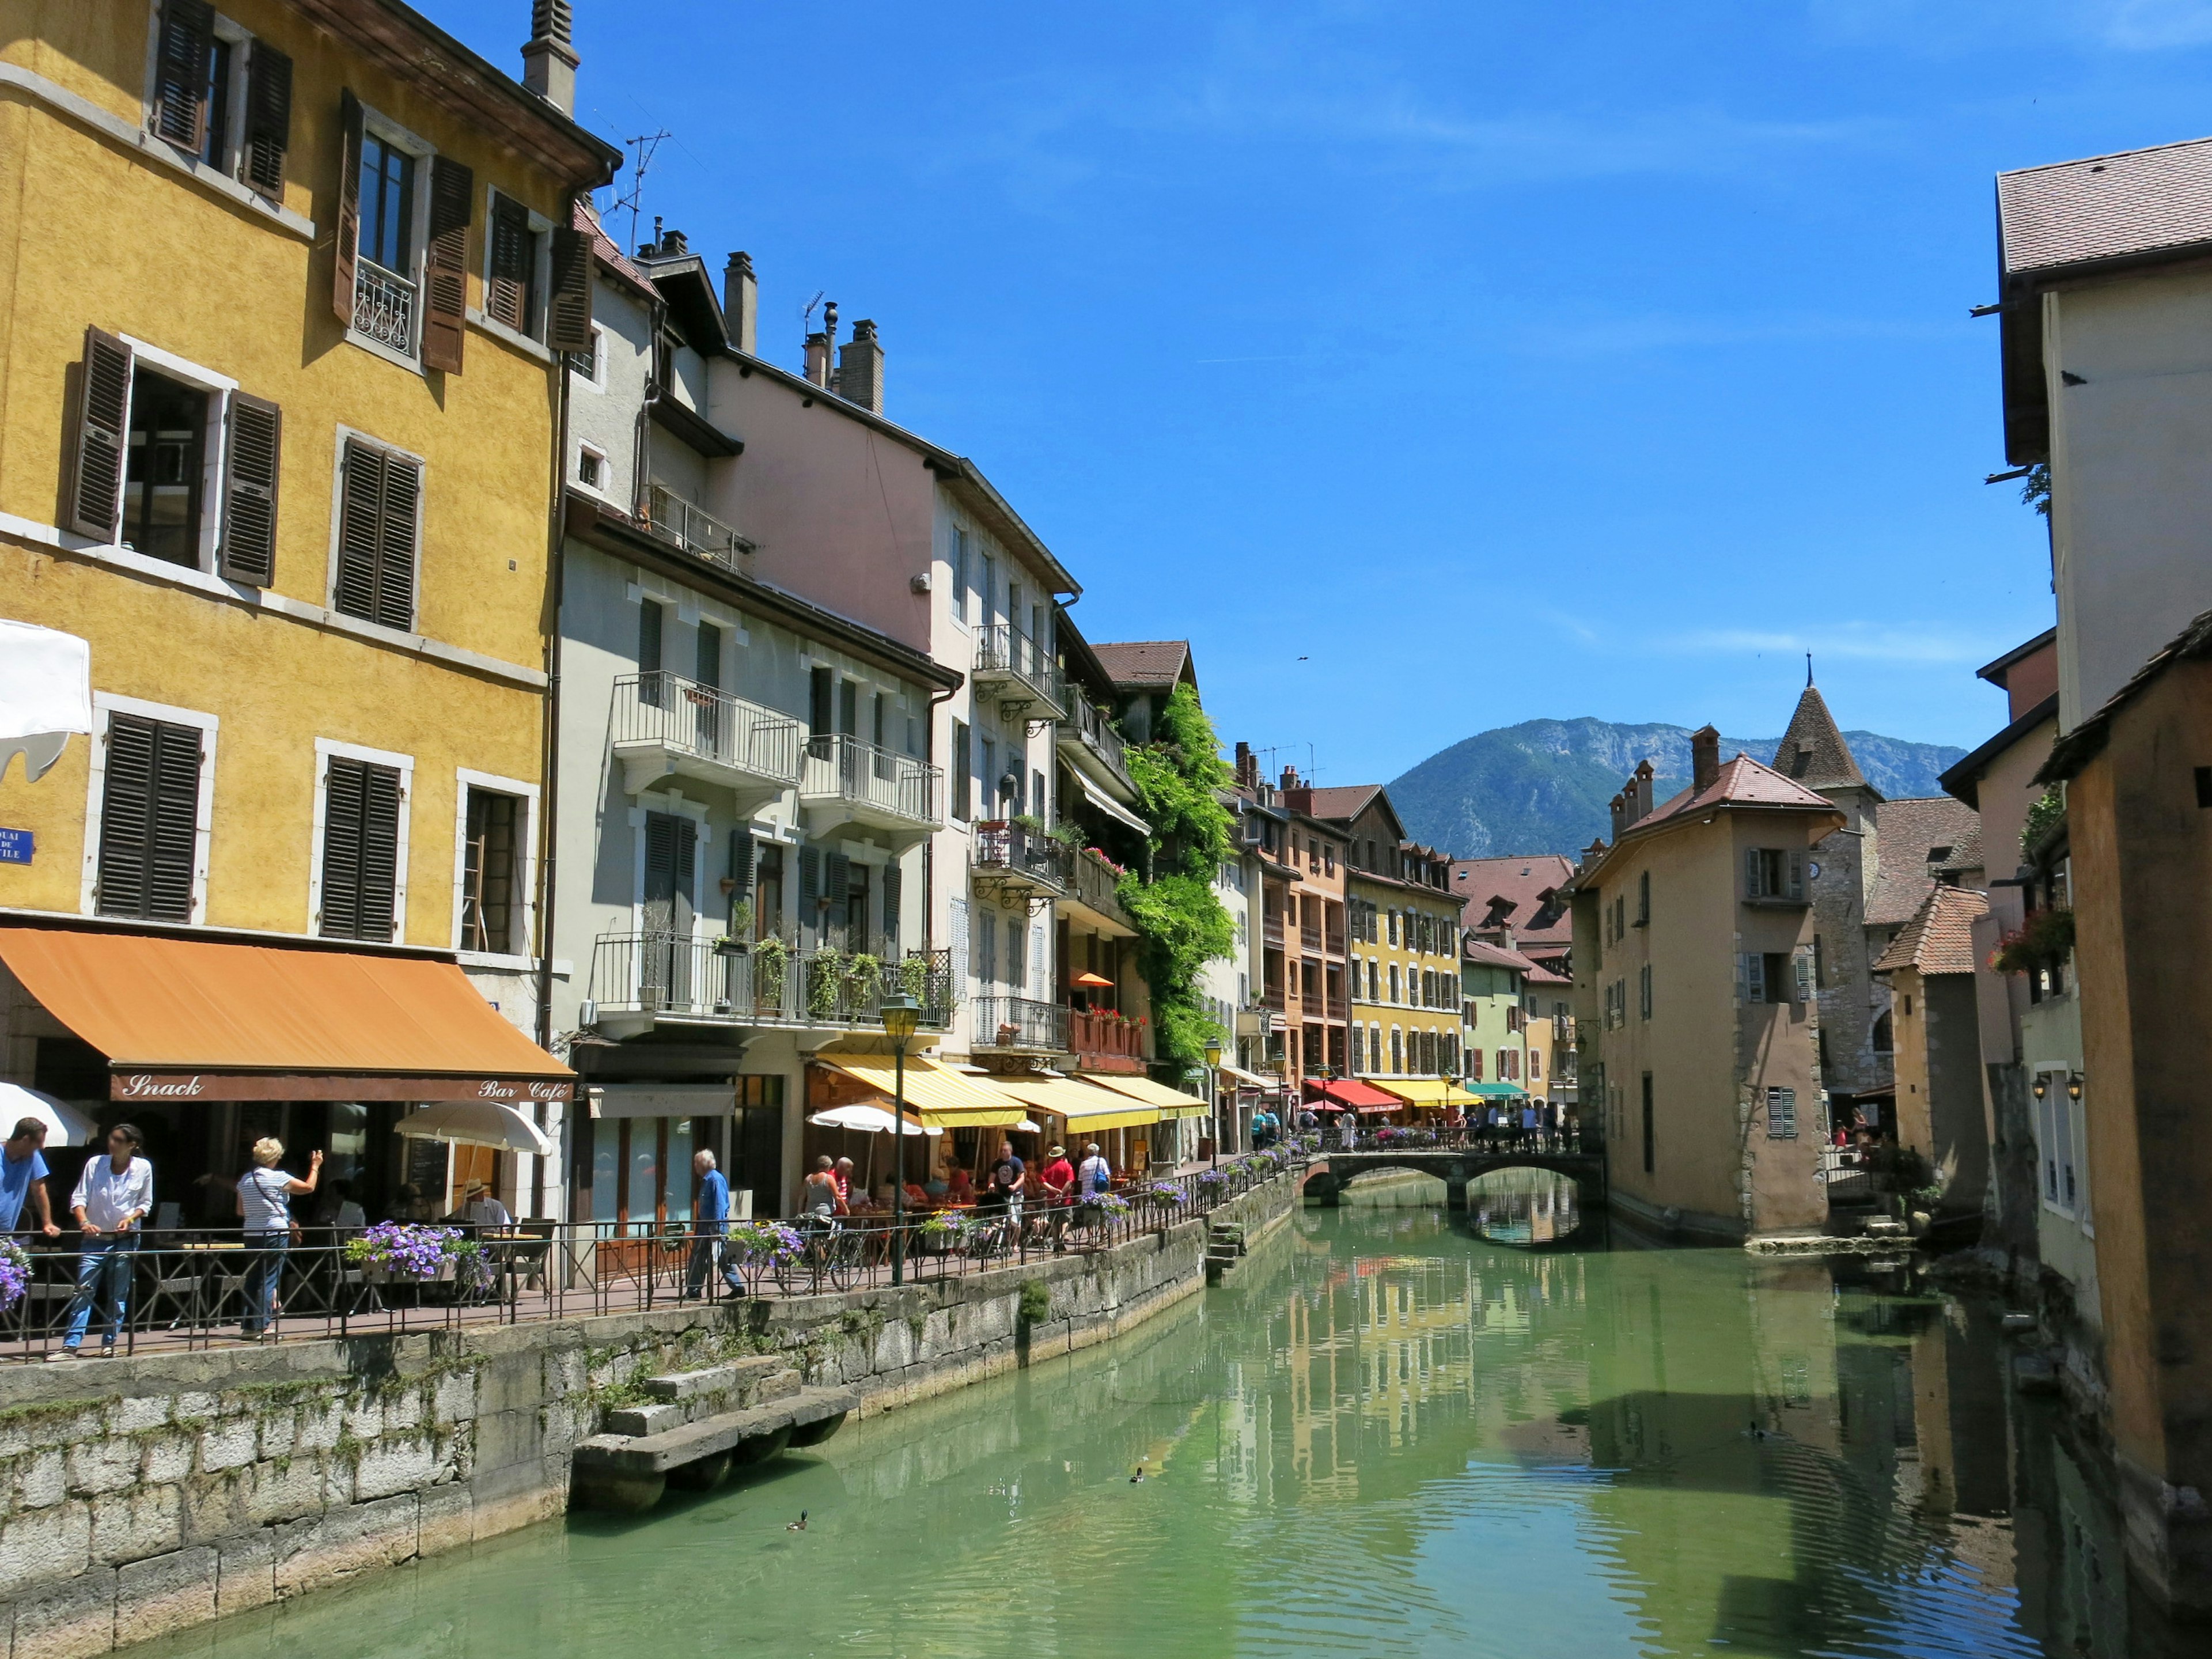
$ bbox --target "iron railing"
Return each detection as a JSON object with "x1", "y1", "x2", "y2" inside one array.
[
  {"x1": 645, "y1": 483, "x2": 751, "y2": 571},
  {"x1": 973, "y1": 624, "x2": 1065, "y2": 713},
  {"x1": 0, "y1": 1149, "x2": 1313, "y2": 1363},
  {"x1": 974, "y1": 823, "x2": 1071, "y2": 893},
  {"x1": 612, "y1": 672, "x2": 804, "y2": 785},
  {"x1": 353, "y1": 258, "x2": 417, "y2": 353},
  {"x1": 801, "y1": 734, "x2": 943, "y2": 829},
  {"x1": 590, "y1": 934, "x2": 953, "y2": 1028},
  {"x1": 974, "y1": 994, "x2": 1069, "y2": 1052},
  {"x1": 1060, "y1": 698, "x2": 1133, "y2": 791},
  {"x1": 796, "y1": 946, "x2": 955, "y2": 1027},
  {"x1": 1063, "y1": 847, "x2": 1134, "y2": 928}
]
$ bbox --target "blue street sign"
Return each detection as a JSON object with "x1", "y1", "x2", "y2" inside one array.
[{"x1": 0, "y1": 828, "x2": 32, "y2": 865}]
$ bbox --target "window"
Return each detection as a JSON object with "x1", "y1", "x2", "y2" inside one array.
[
  {"x1": 976, "y1": 904, "x2": 998, "y2": 985},
  {"x1": 485, "y1": 192, "x2": 539, "y2": 336},
  {"x1": 1642, "y1": 1073, "x2": 1655, "y2": 1173},
  {"x1": 577, "y1": 446, "x2": 604, "y2": 490},
  {"x1": 359, "y1": 129, "x2": 416, "y2": 278},
  {"x1": 1765, "y1": 1086, "x2": 1798, "y2": 1139},
  {"x1": 336, "y1": 96, "x2": 476, "y2": 370},
  {"x1": 123, "y1": 363, "x2": 209, "y2": 567},
  {"x1": 1745, "y1": 847, "x2": 1806, "y2": 902},
  {"x1": 950, "y1": 528, "x2": 971, "y2": 623},
  {"x1": 1390, "y1": 1028, "x2": 1403, "y2": 1074},
  {"x1": 1467, "y1": 1046, "x2": 1482, "y2": 1081},
  {"x1": 333, "y1": 436, "x2": 421, "y2": 630},
  {"x1": 567, "y1": 323, "x2": 606, "y2": 384},
  {"x1": 1871, "y1": 1009, "x2": 1893, "y2": 1055},
  {"x1": 460, "y1": 787, "x2": 521, "y2": 954},
  {"x1": 151, "y1": 2, "x2": 291, "y2": 194},
  {"x1": 1740, "y1": 953, "x2": 1796, "y2": 1005},
  {"x1": 1388, "y1": 964, "x2": 1400, "y2": 1004},
  {"x1": 93, "y1": 712, "x2": 204, "y2": 923},
  {"x1": 319, "y1": 755, "x2": 403, "y2": 941},
  {"x1": 1638, "y1": 963, "x2": 1652, "y2": 1021},
  {"x1": 1637, "y1": 870, "x2": 1650, "y2": 926}
]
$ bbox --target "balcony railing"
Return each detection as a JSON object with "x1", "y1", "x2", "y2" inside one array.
[
  {"x1": 972, "y1": 821, "x2": 1070, "y2": 897},
  {"x1": 612, "y1": 673, "x2": 803, "y2": 799},
  {"x1": 1058, "y1": 698, "x2": 1135, "y2": 794},
  {"x1": 972, "y1": 624, "x2": 1066, "y2": 717},
  {"x1": 353, "y1": 258, "x2": 416, "y2": 355},
  {"x1": 1067, "y1": 1005, "x2": 1146, "y2": 1071},
  {"x1": 1061, "y1": 846, "x2": 1135, "y2": 933},
  {"x1": 1260, "y1": 984, "x2": 1285, "y2": 1013},
  {"x1": 589, "y1": 933, "x2": 953, "y2": 1029},
  {"x1": 645, "y1": 483, "x2": 751, "y2": 573},
  {"x1": 1262, "y1": 915, "x2": 1285, "y2": 946},
  {"x1": 801, "y1": 734, "x2": 943, "y2": 832},
  {"x1": 1300, "y1": 925, "x2": 1321, "y2": 955},
  {"x1": 974, "y1": 995, "x2": 1069, "y2": 1053}
]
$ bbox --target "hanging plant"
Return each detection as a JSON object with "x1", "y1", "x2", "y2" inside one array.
[
  {"x1": 808, "y1": 949, "x2": 846, "y2": 1019},
  {"x1": 755, "y1": 935, "x2": 790, "y2": 1010},
  {"x1": 0, "y1": 1240, "x2": 30, "y2": 1312},
  {"x1": 1991, "y1": 908, "x2": 2075, "y2": 975},
  {"x1": 846, "y1": 952, "x2": 884, "y2": 1005},
  {"x1": 899, "y1": 952, "x2": 930, "y2": 1003}
]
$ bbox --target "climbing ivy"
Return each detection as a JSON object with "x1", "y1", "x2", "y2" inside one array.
[{"x1": 1118, "y1": 683, "x2": 1236, "y2": 1073}]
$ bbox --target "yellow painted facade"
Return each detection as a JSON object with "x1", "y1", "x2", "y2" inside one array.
[
  {"x1": 0, "y1": 2, "x2": 613, "y2": 957},
  {"x1": 1347, "y1": 869, "x2": 1463, "y2": 1081}
]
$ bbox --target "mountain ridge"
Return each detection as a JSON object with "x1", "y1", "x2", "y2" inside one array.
[{"x1": 1386, "y1": 717, "x2": 1969, "y2": 859}]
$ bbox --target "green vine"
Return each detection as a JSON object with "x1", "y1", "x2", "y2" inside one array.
[
  {"x1": 807, "y1": 948, "x2": 846, "y2": 1019},
  {"x1": 2022, "y1": 784, "x2": 2065, "y2": 855},
  {"x1": 1118, "y1": 683, "x2": 1235, "y2": 1071},
  {"x1": 755, "y1": 935, "x2": 789, "y2": 1009}
]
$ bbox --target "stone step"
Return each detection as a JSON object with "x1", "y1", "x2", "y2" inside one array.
[
  {"x1": 576, "y1": 1384, "x2": 861, "y2": 1478},
  {"x1": 643, "y1": 1356, "x2": 784, "y2": 1403}
]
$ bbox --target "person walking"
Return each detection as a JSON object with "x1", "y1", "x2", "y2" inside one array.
[
  {"x1": 1040, "y1": 1145, "x2": 1075, "y2": 1205},
  {"x1": 1077, "y1": 1142, "x2": 1112, "y2": 1197},
  {"x1": 0, "y1": 1116, "x2": 60, "y2": 1238},
  {"x1": 802, "y1": 1156, "x2": 840, "y2": 1223},
  {"x1": 236, "y1": 1138, "x2": 319, "y2": 1341},
  {"x1": 685, "y1": 1149, "x2": 743, "y2": 1300},
  {"x1": 52, "y1": 1124, "x2": 153, "y2": 1359},
  {"x1": 831, "y1": 1157, "x2": 855, "y2": 1214}
]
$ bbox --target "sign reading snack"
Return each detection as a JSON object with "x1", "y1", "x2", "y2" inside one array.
[{"x1": 109, "y1": 1071, "x2": 574, "y2": 1103}]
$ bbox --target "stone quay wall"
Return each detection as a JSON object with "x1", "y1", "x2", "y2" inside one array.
[{"x1": 0, "y1": 1169, "x2": 1301, "y2": 1659}]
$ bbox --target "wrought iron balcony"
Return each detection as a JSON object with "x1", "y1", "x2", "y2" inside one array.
[
  {"x1": 1054, "y1": 696, "x2": 1137, "y2": 798},
  {"x1": 609, "y1": 672, "x2": 803, "y2": 811},
  {"x1": 1058, "y1": 846, "x2": 1137, "y2": 937},
  {"x1": 974, "y1": 995, "x2": 1069, "y2": 1054},
  {"x1": 972, "y1": 624, "x2": 1067, "y2": 718},
  {"x1": 800, "y1": 734, "x2": 943, "y2": 849},
  {"x1": 588, "y1": 933, "x2": 953, "y2": 1031},
  {"x1": 353, "y1": 258, "x2": 417, "y2": 355},
  {"x1": 794, "y1": 946, "x2": 955, "y2": 1028},
  {"x1": 644, "y1": 483, "x2": 752, "y2": 573},
  {"x1": 972, "y1": 821, "x2": 1070, "y2": 900}
]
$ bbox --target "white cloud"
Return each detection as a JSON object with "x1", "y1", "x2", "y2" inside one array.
[{"x1": 1662, "y1": 626, "x2": 1987, "y2": 664}]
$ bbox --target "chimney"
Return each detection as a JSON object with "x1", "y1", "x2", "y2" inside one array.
[
  {"x1": 521, "y1": 0, "x2": 578, "y2": 116},
  {"x1": 802, "y1": 333, "x2": 831, "y2": 388},
  {"x1": 1609, "y1": 790, "x2": 1627, "y2": 840},
  {"x1": 1691, "y1": 724, "x2": 1720, "y2": 793},
  {"x1": 1234, "y1": 742, "x2": 1256, "y2": 789},
  {"x1": 1633, "y1": 758, "x2": 1654, "y2": 823},
  {"x1": 1280, "y1": 764, "x2": 1300, "y2": 792},
  {"x1": 724, "y1": 252, "x2": 757, "y2": 355},
  {"x1": 839, "y1": 318, "x2": 883, "y2": 413}
]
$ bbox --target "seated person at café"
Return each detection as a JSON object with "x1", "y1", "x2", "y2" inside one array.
[
  {"x1": 944, "y1": 1166, "x2": 976, "y2": 1204},
  {"x1": 450, "y1": 1181, "x2": 512, "y2": 1229}
]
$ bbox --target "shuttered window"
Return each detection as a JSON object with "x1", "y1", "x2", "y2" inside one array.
[
  {"x1": 881, "y1": 862, "x2": 902, "y2": 952},
  {"x1": 241, "y1": 40, "x2": 292, "y2": 194},
  {"x1": 460, "y1": 788, "x2": 520, "y2": 955},
  {"x1": 487, "y1": 194, "x2": 536, "y2": 335},
  {"x1": 334, "y1": 437, "x2": 419, "y2": 630},
  {"x1": 218, "y1": 392, "x2": 280, "y2": 584},
  {"x1": 421, "y1": 155, "x2": 472, "y2": 373},
  {"x1": 951, "y1": 721, "x2": 971, "y2": 821},
  {"x1": 320, "y1": 757, "x2": 401, "y2": 941},
  {"x1": 95, "y1": 714, "x2": 202, "y2": 923},
  {"x1": 152, "y1": 0, "x2": 215, "y2": 151},
  {"x1": 546, "y1": 225, "x2": 594, "y2": 353},
  {"x1": 66, "y1": 328, "x2": 132, "y2": 541}
]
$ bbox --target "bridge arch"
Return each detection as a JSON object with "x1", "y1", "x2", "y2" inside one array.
[{"x1": 1301, "y1": 1150, "x2": 1607, "y2": 1216}]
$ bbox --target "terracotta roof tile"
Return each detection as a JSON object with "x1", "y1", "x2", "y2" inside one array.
[
  {"x1": 573, "y1": 203, "x2": 657, "y2": 301},
  {"x1": 1092, "y1": 641, "x2": 1192, "y2": 688},
  {"x1": 1999, "y1": 137, "x2": 2212, "y2": 279},
  {"x1": 1642, "y1": 753, "x2": 1836, "y2": 826},
  {"x1": 1302, "y1": 785, "x2": 1382, "y2": 821},
  {"x1": 1451, "y1": 854, "x2": 1576, "y2": 949},
  {"x1": 1866, "y1": 797, "x2": 1983, "y2": 927},
  {"x1": 1873, "y1": 885, "x2": 1988, "y2": 977}
]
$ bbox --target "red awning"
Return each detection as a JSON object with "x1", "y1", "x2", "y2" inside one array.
[{"x1": 1305, "y1": 1078, "x2": 1403, "y2": 1114}]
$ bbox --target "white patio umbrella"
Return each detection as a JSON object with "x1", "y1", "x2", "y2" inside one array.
[
  {"x1": 807, "y1": 1104, "x2": 940, "y2": 1137},
  {"x1": 0, "y1": 620, "x2": 92, "y2": 785},
  {"x1": 0, "y1": 1082, "x2": 99, "y2": 1146},
  {"x1": 394, "y1": 1100, "x2": 552, "y2": 1157}
]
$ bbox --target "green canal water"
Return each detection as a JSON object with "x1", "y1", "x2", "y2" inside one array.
[{"x1": 141, "y1": 1175, "x2": 2165, "y2": 1659}]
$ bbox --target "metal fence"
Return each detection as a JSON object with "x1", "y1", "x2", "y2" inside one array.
[
  {"x1": 0, "y1": 1147, "x2": 1313, "y2": 1365},
  {"x1": 645, "y1": 483, "x2": 751, "y2": 571},
  {"x1": 973, "y1": 994, "x2": 1070, "y2": 1052},
  {"x1": 801, "y1": 734, "x2": 942, "y2": 828},
  {"x1": 588, "y1": 934, "x2": 955, "y2": 1028},
  {"x1": 352, "y1": 259, "x2": 416, "y2": 353},
  {"x1": 612, "y1": 672, "x2": 803, "y2": 786}
]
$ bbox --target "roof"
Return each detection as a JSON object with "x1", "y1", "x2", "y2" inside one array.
[
  {"x1": 1452, "y1": 855, "x2": 1576, "y2": 949},
  {"x1": 1998, "y1": 137, "x2": 2212, "y2": 281},
  {"x1": 1302, "y1": 785, "x2": 1384, "y2": 823},
  {"x1": 1461, "y1": 938, "x2": 1536, "y2": 975},
  {"x1": 1567, "y1": 752, "x2": 1842, "y2": 893},
  {"x1": 1773, "y1": 685, "x2": 1870, "y2": 794},
  {"x1": 2042, "y1": 607, "x2": 2212, "y2": 783},
  {"x1": 1938, "y1": 693, "x2": 2059, "y2": 811},
  {"x1": 1936, "y1": 824, "x2": 1985, "y2": 878},
  {"x1": 574, "y1": 204, "x2": 658, "y2": 301},
  {"x1": 1866, "y1": 797, "x2": 1983, "y2": 928},
  {"x1": 1092, "y1": 641, "x2": 1196, "y2": 691},
  {"x1": 1872, "y1": 886, "x2": 1990, "y2": 977},
  {"x1": 1978, "y1": 628, "x2": 2059, "y2": 690}
]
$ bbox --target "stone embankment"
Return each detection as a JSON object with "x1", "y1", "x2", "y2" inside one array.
[{"x1": 0, "y1": 1165, "x2": 1301, "y2": 1659}]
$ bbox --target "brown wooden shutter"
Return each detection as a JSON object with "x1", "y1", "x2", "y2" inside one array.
[
  {"x1": 96, "y1": 714, "x2": 200, "y2": 924},
  {"x1": 242, "y1": 40, "x2": 292, "y2": 195},
  {"x1": 334, "y1": 438, "x2": 418, "y2": 630},
  {"x1": 320, "y1": 756, "x2": 400, "y2": 941},
  {"x1": 421, "y1": 156, "x2": 472, "y2": 372},
  {"x1": 374, "y1": 451, "x2": 420, "y2": 630},
  {"x1": 332, "y1": 90, "x2": 363, "y2": 327},
  {"x1": 487, "y1": 196, "x2": 533, "y2": 334},
  {"x1": 218, "y1": 392, "x2": 281, "y2": 585},
  {"x1": 153, "y1": 0, "x2": 214, "y2": 151},
  {"x1": 546, "y1": 224, "x2": 593, "y2": 353},
  {"x1": 65, "y1": 327, "x2": 132, "y2": 541}
]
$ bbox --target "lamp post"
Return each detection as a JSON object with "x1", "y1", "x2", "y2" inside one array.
[
  {"x1": 1203, "y1": 1040, "x2": 1223, "y2": 1169},
  {"x1": 880, "y1": 991, "x2": 921, "y2": 1286}
]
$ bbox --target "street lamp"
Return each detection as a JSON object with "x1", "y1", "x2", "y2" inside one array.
[
  {"x1": 1204, "y1": 1040, "x2": 1224, "y2": 1168},
  {"x1": 880, "y1": 991, "x2": 921, "y2": 1286}
]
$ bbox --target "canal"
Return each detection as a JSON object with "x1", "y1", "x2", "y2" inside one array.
[{"x1": 141, "y1": 1175, "x2": 2168, "y2": 1658}]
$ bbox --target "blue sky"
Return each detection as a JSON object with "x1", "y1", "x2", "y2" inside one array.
[{"x1": 445, "y1": 1, "x2": 2212, "y2": 782}]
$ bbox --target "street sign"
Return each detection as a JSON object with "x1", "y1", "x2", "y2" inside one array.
[{"x1": 0, "y1": 829, "x2": 31, "y2": 865}]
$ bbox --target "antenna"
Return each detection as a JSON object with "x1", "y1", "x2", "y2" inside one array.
[{"x1": 609, "y1": 129, "x2": 672, "y2": 255}]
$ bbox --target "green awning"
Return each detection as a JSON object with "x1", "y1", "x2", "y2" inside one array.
[{"x1": 1464, "y1": 1083, "x2": 1529, "y2": 1099}]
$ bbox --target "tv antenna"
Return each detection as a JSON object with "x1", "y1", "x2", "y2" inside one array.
[
  {"x1": 611, "y1": 130, "x2": 672, "y2": 254},
  {"x1": 801, "y1": 291, "x2": 827, "y2": 333}
]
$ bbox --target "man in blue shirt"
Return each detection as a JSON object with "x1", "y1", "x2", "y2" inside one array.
[
  {"x1": 684, "y1": 1149, "x2": 744, "y2": 1300},
  {"x1": 0, "y1": 1116, "x2": 60, "y2": 1237}
]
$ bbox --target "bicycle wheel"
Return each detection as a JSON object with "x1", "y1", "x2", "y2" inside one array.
[{"x1": 824, "y1": 1229, "x2": 865, "y2": 1291}]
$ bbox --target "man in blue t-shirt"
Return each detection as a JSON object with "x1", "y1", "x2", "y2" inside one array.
[
  {"x1": 684, "y1": 1149, "x2": 744, "y2": 1299},
  {"x1": 0, "y1": 1117, "x2": 60, "y2": 1236}
]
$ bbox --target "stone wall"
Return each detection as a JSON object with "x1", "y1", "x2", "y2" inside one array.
[{"x1": 0, "y1": 1168, "x2": 1301, "y2": 1659}]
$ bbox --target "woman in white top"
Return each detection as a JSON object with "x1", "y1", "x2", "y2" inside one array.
[{"x1": 236, "y1": 1138, "x2": 320, "y2": 1340}]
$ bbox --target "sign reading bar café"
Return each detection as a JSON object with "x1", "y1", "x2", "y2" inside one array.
[{"x1": 109, "y1": 1073, "x2": 574, "y2": 1104}]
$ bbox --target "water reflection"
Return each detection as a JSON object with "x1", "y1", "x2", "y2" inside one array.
[
  {"x1": 135, "y1": 1208, "x2": 2179, "y2": 1659},
  {"x1": 1464, "y1": 1166, "x2": 1582, "y2": 1245}
]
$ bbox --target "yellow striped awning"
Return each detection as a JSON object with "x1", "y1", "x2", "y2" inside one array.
[
  {"x1": 816, "y1": 1055, "x2": 1028, "y2": 1128},
  {"x1": 994, "y1": 1073, "x2": 1163, "y2": 1132},
  {"x1": 1078, "y1": 1072, "x2": 1212, "y2": 1120},
  {"x1": 1374, "y1": 1078, "x2": 1481, "y2": 1109}
]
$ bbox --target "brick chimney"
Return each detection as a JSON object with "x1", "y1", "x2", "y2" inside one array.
[
  {"x1": 1632, "y1": 758, "x2": 1654, "y2": 823},
  {"x1": 1609, "y1": 790, "x2": 1627, "y2": 840},
  {"x1": 521, "y1": 0, "x2": 578, "y2": 116},
  {"x1": 839, "y1": 318, "x2": 883, "y2": 413},
  {"x1": 1691, "y1": 724, "x2": 1720, "y2": 793},
  {"x1": 805, "y1": 301, "x2": 836, "y2": 388},
  {"x1": 724, "y1": 252, "x2": 757, "y2": 355},
  {"x1": 1234, "y1": 741, "x2": 1258, "y2": 790}
]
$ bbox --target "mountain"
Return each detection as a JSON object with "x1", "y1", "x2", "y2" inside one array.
[{"x1": 1388, "y1": 717, "x2": 1970, "y2": 859}]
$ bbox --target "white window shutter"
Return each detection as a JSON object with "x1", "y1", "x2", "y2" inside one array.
[
  {"x1": 1793, "y1": 946, "x2": 1814, "y2": 1003},
  {"x1": 1786, "y1": 850, "x2": 1806, "y2": 900},
  {"x1": 1741, "y1": 953, "x2": 1766, "y2": 1003},
  {"x1": 949, "y1": 899, "x2": 969, "y2": 994}
]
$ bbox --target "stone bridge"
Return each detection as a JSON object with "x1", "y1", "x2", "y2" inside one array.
[{"x1": 1301, "y1": 1149, "x2": 1608, "y2": 1213}]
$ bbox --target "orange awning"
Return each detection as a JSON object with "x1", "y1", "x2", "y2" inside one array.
[{"x1": 0, "y1": 927, "x2": 572, "y2": 1103}]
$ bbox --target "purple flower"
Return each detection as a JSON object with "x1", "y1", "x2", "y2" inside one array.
[
  {"x1": 345, "y1": 1223, "x2": 460, "y2": 1279},
  {"x1": 0, "y1": 1241, "x2": 29, "y2": 1312}
]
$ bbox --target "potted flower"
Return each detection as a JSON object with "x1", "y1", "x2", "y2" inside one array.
[
  {"x1": 346, "y1": 1222, "x2": 460, "y2": 1283},
  {"x1": 1080, "y1": 1192, "x2": 1132, "y2": 1223},
  {"x1": 1142, "y1": 1181, "x2": 1186, "y2": 1211},
  {"x1": 915, "y1": 1211, "x2": 969, "y2": 1251},
  {"x1": 0, "y1": 1239, "x2": 30, "y2": 1313}
]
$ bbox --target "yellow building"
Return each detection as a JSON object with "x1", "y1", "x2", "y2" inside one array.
[{"x1": 0, "y1": 1, "x2": 616, "y2": 1215}]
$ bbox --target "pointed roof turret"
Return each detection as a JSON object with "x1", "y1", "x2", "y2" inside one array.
[{"x1": 1775, "y1": 684, "x2": 1871, "y2": 794}]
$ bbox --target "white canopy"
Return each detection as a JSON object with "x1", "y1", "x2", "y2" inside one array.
[
  {"x1": 1071, "y1": 768, "x2": 1150, "y2": 836},
  {"x1": 808, "y1": 1104, "x2": 941, "y2": 1138},
  {"x1": 0, "y1": 620, "x2": 92, "y2": 784},
  {"x1": 0, "y1": 1082, "x2": 99, "y2": 1147},
  {"x1": 394, "y1": 1100, "x2": 552, "y2": 1157}
]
